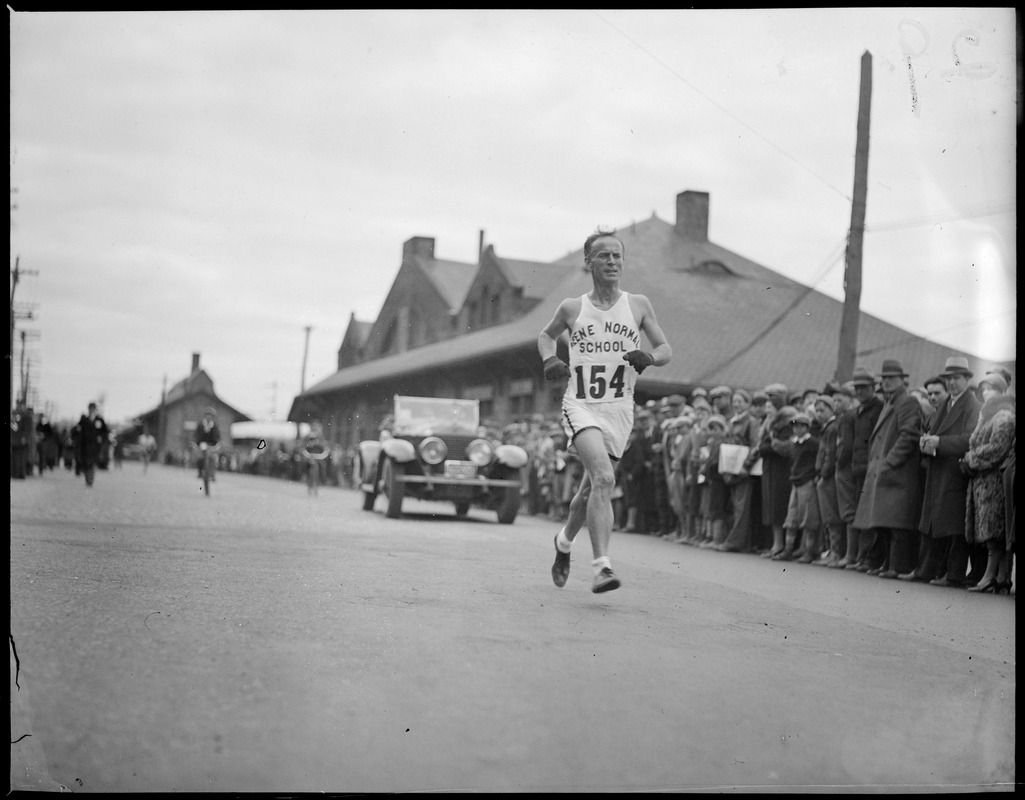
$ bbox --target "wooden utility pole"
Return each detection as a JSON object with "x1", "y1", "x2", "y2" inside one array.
[
  {"x1": 300, "y1": 326, "x2": 312, "y2": 393},
  {"x1": 158, "y1": 374, "x2": 167, "y2": 457},
  {"x1": 10, "y1": 255, "x2": 38, "y2": 412},
  {"x1": 836, "y1": 51, "x2": 872, "y2": 383}
]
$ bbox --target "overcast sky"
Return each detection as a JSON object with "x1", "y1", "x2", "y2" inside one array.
[{"x1": 10, "y1": 8, "x2": 1016, "y2": 426}]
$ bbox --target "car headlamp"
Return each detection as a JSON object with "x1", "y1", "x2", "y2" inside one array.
[
  {"x1": 419, "y1": 436, "x2": 447, "y2": 465},
  {"x1": 465, "y1": 438, "x2": 494, "y2": 467}
]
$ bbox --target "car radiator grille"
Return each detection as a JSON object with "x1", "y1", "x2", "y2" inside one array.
[{"x1": 417, "y1": 434, "x2": 477, "y2": 475}]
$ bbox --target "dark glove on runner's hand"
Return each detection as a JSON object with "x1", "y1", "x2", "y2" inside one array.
[
  {"x1": 543, "y1": 356, "x2": 571, "y2": 381},
  {"x1": 623, "y1": 350, "x2": 655, "y2": 374}
]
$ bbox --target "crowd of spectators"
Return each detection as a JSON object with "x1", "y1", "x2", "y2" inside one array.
[
  {"x1": 165, "y1": 439, "x2": 361, "y2": 489},
  {"x1": 10, "y1": 405, "x2": 113, "y2": 479},
  {"x1": 13, "y1": 353, "x2": 1013, "y2": 597},
  {"x1": 505, "y1": 355, "x2": 1016, "y2": 597}
]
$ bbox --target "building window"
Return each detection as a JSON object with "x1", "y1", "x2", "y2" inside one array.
[
  {"x1": 463, "y1": 384, "x2": 494, "y2": 401},
  {"x1": 509, "y1": 378, "x2": 534, "y2": 396},
  {"x1": 510, "y1": 394, "x2": 534, "y2": 416}
]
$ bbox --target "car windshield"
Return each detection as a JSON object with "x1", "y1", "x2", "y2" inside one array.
[{"x1": 393, "y1": 396, "x2": 479, "y2": 436}]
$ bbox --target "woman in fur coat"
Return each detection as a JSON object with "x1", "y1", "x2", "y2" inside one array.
[{"x1": 963, "y1": 373, "x2": 1016, "y2": 593}]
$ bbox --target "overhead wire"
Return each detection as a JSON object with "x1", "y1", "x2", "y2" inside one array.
[
  {"x1": 594, "y1": 12, "x2": 1014, "y2": 367},
  {"x1": 866, "y1": 205, "x2": 1016, "y2": 233},
  {"x1": 592, "y1": 10, "x2": 853, "y2": 204},
  {"x1": 692, "y1": 234, "x2": 849, "y2": 383},
  {"x1": 855, "y1": 310, "x2": 1016, "y2": 358}
]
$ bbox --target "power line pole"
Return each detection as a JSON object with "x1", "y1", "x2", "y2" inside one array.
[
  {"x1": 836, "y1": 50, "x2": 872, "y2": 383},
  {"x1": 300, "y1": 325, "x2": 312, "y2": 394},
  {"x1": 10, "y1": 255, "x2": 38, "y2": 412}
]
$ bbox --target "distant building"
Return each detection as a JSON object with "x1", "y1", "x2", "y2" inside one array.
[
  {"x1": 289, "y1": 188, "x2": 1014, "y2": 449},
  {"x1": 134, "y1": 352, "x2": 251, "y2": 461}
]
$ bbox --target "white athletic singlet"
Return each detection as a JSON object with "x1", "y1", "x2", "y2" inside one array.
[{"x1": 565, "y1": 292, "x2": 642, "y2": 404}]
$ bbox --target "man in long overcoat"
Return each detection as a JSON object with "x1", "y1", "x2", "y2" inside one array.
[
  {"x1": 903, "y1": 356, "x2": 983, "y2": 585},
  {"x1": 844, "y1": 368, "x2": 885, "y2": 570},
  {"x1": 76, "y1": 402, "x2": 109, "y2": 487},
  {"x1": 853, "y1": 359, "x2": 924, "y2": 576}
]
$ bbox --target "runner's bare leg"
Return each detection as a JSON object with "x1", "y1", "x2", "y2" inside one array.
[
  {"x1": 563, "y1": 472, "x2": 590, "y2": 542},
  {"x1": 566, "y1": 427, "x2": 616, "y2": 558}
]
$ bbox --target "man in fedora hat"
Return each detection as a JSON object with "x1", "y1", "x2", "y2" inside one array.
[
  {"x1": 900, "y1": 355, "x2": 984, "y2": 586},
  {"x1": 852, "y1": 359, "x2": 923, "y2": 578},
  {"x1": 76, "y1": 401, "x2": 110, "y2": 487},
  {"x1": 839, "y1": 368, "x2": 884, "y2": 569}
]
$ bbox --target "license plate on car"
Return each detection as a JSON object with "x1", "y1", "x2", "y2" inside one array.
[{"x1": 444, "y1": 461, "x2": 477, "y2": 479}]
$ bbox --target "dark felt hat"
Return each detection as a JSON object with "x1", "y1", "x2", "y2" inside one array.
[{"x1": 879, "y1": 359, "x2": 909, "y2": 378}]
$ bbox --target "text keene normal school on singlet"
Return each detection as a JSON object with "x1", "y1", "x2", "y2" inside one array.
[{"x1": 567, "y1": 293, "x2": 641, "y2": 403}]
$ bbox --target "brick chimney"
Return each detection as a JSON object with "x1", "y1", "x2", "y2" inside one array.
[
  {"x1": 402, "y1": 236, "x2": 435, "y2": 264},
  {"x1": 191, "y1": 352, "x2": 200, "y2": 373},
  {"x1": 675, "y1": 190, "x2": 709, "y2": 241}
]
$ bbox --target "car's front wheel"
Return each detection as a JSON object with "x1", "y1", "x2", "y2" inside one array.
[
  {"x1": 495, "y1": 468, "x2": 521, "y2": 524},
  {"x1": 383, "y1": 458, "x2": 405, "y2": 519},
  {"x1": 361, "y1": 458, "x2": 378, "y2": 510}
]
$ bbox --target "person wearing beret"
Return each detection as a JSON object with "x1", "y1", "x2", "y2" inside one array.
[
  {"x1": 853, "y1": 359, "x2": 924, "y2": 578},
  {"x1": 902, "y1": 356, "x2": 982, "y2": 586}
]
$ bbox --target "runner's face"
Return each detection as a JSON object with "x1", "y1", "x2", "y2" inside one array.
[{"x1": 586, "y1": 238, "x2": 624, "y2": 283}]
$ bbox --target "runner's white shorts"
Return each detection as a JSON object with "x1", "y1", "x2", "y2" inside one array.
[{"x1": 561, "y1": 395, "x2": 634, "y2": 460}]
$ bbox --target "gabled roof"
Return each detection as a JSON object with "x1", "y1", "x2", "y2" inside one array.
[
  {"x1": 135, "y1": 368, "x2": 251, "y2": 423},
  {"x1": 413, "y1": 254, "x2": 477, "y2": 313},
  {"x1": 490, "y1": 250, "x2": 576, "y2": 300},
  {"x1": 342, "y1": 313, "x2": 374, "y2": 349},
  {"x1": 300, "y1": 215, "x2": 1012, "y2": 399},
  {"x1": 165, "y1": 369, "x2": 212, "y2": 404}
]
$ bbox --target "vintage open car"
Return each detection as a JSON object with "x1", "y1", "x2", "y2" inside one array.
[{"x1": 358, "y1": 395, "x2": 527, "y2": 523}]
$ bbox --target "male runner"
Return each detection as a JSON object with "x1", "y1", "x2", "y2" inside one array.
[{"x1": 538, "y1": 229, "x2": 671, "y2": 592}]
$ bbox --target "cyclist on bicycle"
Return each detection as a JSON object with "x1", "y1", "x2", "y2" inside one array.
[{"x1": 194, "y1": 407, "x2": 222, "y2": 482}]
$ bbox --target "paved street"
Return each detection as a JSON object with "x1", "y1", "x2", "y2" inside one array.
[{"x1": 10, "y1": 462, "x2": 1016, "y2": 793}]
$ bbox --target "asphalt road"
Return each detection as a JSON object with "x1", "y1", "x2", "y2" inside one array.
[{"x1": 9, "y1": 462, "x2": 1016, "y2": 793}]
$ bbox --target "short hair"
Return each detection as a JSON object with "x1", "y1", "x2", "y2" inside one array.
[{"x1": 583, "y1": 228, "x2": 625, "y2": 261}]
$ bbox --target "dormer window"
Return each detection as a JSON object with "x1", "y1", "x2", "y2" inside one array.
[{"x1": 693, "y1": 259, "x2": 733, "y2": 275}]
